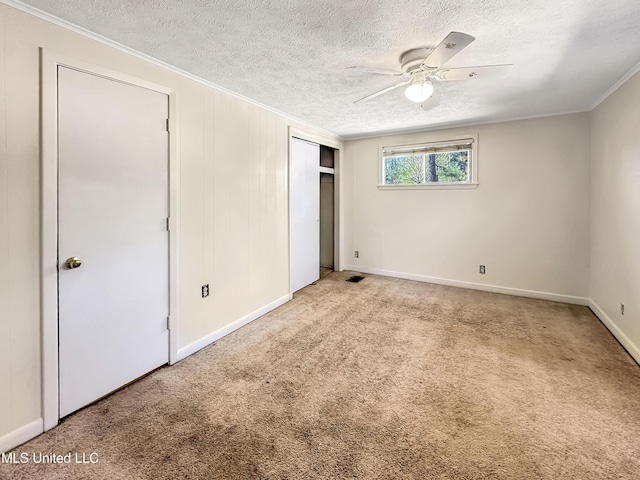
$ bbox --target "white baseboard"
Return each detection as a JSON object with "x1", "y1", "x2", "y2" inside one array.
[
  {"x1": 0, "y1": 418, "x2": 43, "y2": 453},
  {"x1": 176, "y1": 294, "x2": 290, "y2": 362},
  {"x1": 589, "y1": 300, "x2": 640, "y2": 365},
  {"x1": 343, "y1": 265, "x2": 589, "y2": 306}
]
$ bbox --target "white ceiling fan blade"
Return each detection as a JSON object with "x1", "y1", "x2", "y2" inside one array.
[
  {"x1": 346, "y1": 66, "x2": 407, "y2": 76},
  {"x1": 354, "y1": 79, "x2": 412, "y2": 104},
  {"x1": 421, "y1": 94, "x2": 440, "y2": 111},
  {"x1": 435, "y1": 64, "x2": 513, "y2": 81},
  {"x1": 421, "y1": 32, "x2": 475, "y2": 69}
]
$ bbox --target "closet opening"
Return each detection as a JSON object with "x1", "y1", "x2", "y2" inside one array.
[
  {"x1": 290, "y1": 137, "x2": 338, "y2": 293},
  {"x1": 319, "y1": 145, "x2": 335, "y2": 279}
]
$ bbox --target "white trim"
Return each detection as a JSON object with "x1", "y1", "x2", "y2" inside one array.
[
  {"x1": 590, "y1": 61, "x2": 640, "y2": 110},
  {"x1": 40, "y1": 49, "x2": 59, "y2": 432},
  {"x1": 290, "y1": 127, "x2": 343, "y2": 151},
  {"x1": 334, "y1": 147, "x2": 344, "y2": 272},
  {"x1": 0, "y1": 0, "x2": 341, "y2": 142},
  {"x1": 0, "y1": 419, "x2": 43, "y2": 453},
  {"x1": 343, "y1": 109, "x2": 590, "y2": 141},
  {"x1": 589, "y1": 300, "x2": 640, "y2": 365},
  {"x1": 378, "y1": 183, "x2": 478, "y2": 190},
  {"x1": 168, "y1": 93, "x2": 180, "y2": 365},
  {"x1": 176, "y1": 294, "x2": 290, "y2": 361},
  {"x1": 319, "y1": 166, "x2": 335, "y2": 174},
  {"x1": 40, "y1": 50, "x2": 179, "y2": 429},
  {"x1": 343, "y1": 265, "x2": 590, "y2": 306}
]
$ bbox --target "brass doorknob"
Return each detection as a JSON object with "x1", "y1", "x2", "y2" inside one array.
[{"x1": 65, "y1": 257, "x2": 82, "y2": 269}]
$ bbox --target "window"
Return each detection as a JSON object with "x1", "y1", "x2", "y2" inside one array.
[{"x1": 380, "y1": 135, "x2": 478, "y2": 189}]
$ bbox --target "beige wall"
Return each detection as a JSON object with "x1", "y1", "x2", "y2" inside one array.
[
  {"x1": 0, "y1": 4, "x2": 340, "y2": 448},
  {"x1": 0, "y1": 5, "x2": 43, "y2": 443},
  {"x1": 343, "y1": 114, "x2": 592, "y2": 301},
  {"x1": 1, "y1": 0, "x2": 637, "y2": 454},
  {"x1": 590, "y1": 71, "x2": 640, "y2": 360}
]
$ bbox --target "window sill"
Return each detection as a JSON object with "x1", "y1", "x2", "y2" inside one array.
[{"x1": 377, "y1": 182, "x2": 479, "y2": 190}]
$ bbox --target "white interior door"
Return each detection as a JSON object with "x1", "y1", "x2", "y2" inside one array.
[
  {"x1": 290, "y1": 138, "x2": 320, "y2": 293},
  {"x1": 58, "y1": 66, "x2": 169, "y2": 417}
]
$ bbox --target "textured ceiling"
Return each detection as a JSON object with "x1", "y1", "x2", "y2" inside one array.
[{"x1": 16, "y1": 0, "x2": 640, "y2": 138}]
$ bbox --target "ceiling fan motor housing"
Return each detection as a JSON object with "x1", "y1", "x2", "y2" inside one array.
[{"x1": 400, "y1": 47, "x2": 435, "y2": 74}]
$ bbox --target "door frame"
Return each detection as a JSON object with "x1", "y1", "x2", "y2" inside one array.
[
  {"x1": 41, "y1": 50, "x2": 180, "y2": 430},
  {"x1": 288, "y1": 127, "x2": 343, "y2": 298}
]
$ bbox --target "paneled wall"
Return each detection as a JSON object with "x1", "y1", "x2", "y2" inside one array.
[
  {"x1": 178, "y1": 89, "x2": 291, "y2": 348},
  {"x1": 0, "y1": 5, "x2": 43, "y2": 444},
  {"x1": 590, "y1": 71, "x2": 640, "y2": 362},
  {"x1": 0, "y1": 6, "x2": 12, "y2": 439},
  {"x1": 0, "y1": 4, "x2": 340, "y2": 449}
]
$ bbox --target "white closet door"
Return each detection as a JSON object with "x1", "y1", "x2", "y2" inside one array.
[
  {"x1": 290, "y1": 138, "x2": 320, "y2": 293},
  {"x1": 58, "y1": 66, "x2": 169, "y2": 417}
]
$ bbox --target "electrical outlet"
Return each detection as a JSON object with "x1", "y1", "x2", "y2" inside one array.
[
  {"x1": 479, "y1": 265, "x2": 486, "y2": 274},
  {"x1": 620, "y1": 303, "x2": 625, "y2": 315},
  {"x1": 354, "y1": 251, "x2": 359, "y2": 258},
  {"x1": 202, "y1": 284, "x2": 209, "y2": 298}
]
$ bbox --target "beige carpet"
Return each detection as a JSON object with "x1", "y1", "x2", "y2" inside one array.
[{"x1": 3, "y1": 271, "x2": 640, "y2": 479}]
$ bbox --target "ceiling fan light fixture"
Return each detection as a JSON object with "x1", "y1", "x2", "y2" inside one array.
[{"x1": 405, "y1": 80, "x2": 434, "y2": 103}]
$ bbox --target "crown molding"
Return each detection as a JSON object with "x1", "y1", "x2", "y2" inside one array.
[
  {"x1": 0, "y1": 0, "x2": 342, "y2": 142},
  {"x1": 589, "y1": 61, "x2": 640, "y2": 111},
  {"x1": 2, "y1": 0, "x2": 638, "y2": 142},
  {"x1": 342, "y1": 108, "x2": 590, "y2": 141}
]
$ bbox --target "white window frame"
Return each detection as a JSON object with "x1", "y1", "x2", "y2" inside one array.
[{"x1": 378, "y1": 134, "x2": 479, "y2": 190}]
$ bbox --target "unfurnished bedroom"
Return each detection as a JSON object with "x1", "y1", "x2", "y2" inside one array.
[{"x1": 0, "y1": 0, "x2": 639, "y2": 478}]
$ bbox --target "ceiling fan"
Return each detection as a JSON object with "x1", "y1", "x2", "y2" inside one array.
[{"x1": 347, "y1": 32, "x2": 513, "y2": 110}]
